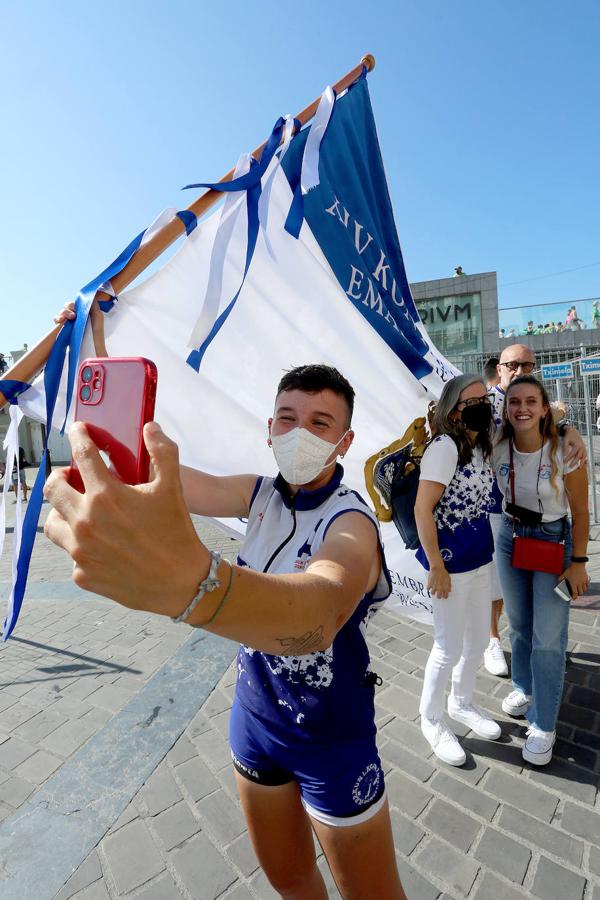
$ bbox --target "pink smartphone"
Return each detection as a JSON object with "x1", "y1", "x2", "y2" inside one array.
[{"x1": 69, "y1": 357, "x2": 158, "y2": 493}]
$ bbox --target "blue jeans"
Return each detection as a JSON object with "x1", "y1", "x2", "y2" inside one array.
[{"x1": 496, "y1": 515, "x2": 572, "y2": 732}]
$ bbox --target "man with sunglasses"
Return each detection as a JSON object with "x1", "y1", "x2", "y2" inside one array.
[{"x1": 483, "y1": 344, "x2": 585, "y2": 678}]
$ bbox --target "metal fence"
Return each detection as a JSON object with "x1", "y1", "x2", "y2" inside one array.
[{"x1": 448, "y1": 345, "x2": 600, "y2": 524}]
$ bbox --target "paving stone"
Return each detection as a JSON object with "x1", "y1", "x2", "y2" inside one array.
[
  {"x1": 107, "y1": 802, "x2": 138, "y2": 834},
  {"x1": 198, "y1": 788, "x2": 247, "y2": 844},
  {"x1": 381, "y1": 738, "x2": 436, "y2": 783},
  {"x1": 430, "y1": 771, "x2": 498, "y2": 821},
  {"x1": 192, "y1": 726, "x2": 232, "y2": 771},
  {"x1": 0, "y1": 736, "x2": 37, "y2": 770},
  {"x1": 499, "y1": 804, "x2": 583, "y2": 866},
  {"x1": 462, "y1": 735, "x2": 524, "y2": 772},
  {"x1": 390, "y1": 812, "x2": 425, "y2": 856},
  {"x1": 169, "y1": 833, "x2": 237, "y2": 899},
  {"x1": 130, "y1": 871, "x2": 184, "y2": 899},
  {"x1": 573, "y1": 728, "x2": 600, "y2": 752},
  {"x1": 484, "y1": 768, "x2": 558, "y2": 822},
  {"x1": 552, "y1": 737, "x2": 597, "y2": 770},
  {"x1": 415, "y1": 836, "x2": 479, "y2": 895},
  {"x1": 381, "y1": 715, "x2": 434, "y2": 758},
  {"x1": 167, "y1": 733, "x2": 198, "y2": 767},
  {"x1": 202, "y1": 688, "x2": 233, "y2": 718},
  {"x1": 386, "y1": 771, "x2": 433, "y2": 818},
  {"x1": 388, "y1": 621, "x2": 426, "y2": 643},
  {"x1": 210, "y1": 709, "x2": 231, "y2": 740},
  {"x1": 224, "y1": 882, "x2": 254, "y2": 900},
  {"x1": 560, "y1": 802, "x2": 600, "y2": 843},
  {"x1": 526, "y1": 759, "x2": 598, "y2": 805},
  {"x1": 70, "y1": 881, "x2": 110, "y2": 899},
  {"x1": 0, "y1": 799, "x2": 14, "y2": 823},
  {"x1": 421, "y1": 798, "x2": 482, "y2": 852},
  {"x1": 139, "y1": 763, "x2": 182, "y2": 816},
  {"x1": 0, "y1": 702, "x2": 43, "y2": 732},
  {"x1": 151, "y1": 801, "x2": 200, "y2": 851},
  {"x1": 376, "y1": 684, "x2": 421, "y2": 720},
  {"x1": 187, "y1": 710, "x2": 212, "y2": 739},
  {"x1": 86, "y1": 683, "x2": 135, "y2": 712},
  {"x1": 13, "y1": 748, "x2": 63, "y2": 783},
  {"x1": 0, "y1": 774, "x2": 35, "y2": 808},
  {"x1": 176, "y1": 755, "x2": 220, "y2": 802},
  {"x1": 473, "y1": 871, "x2": 529, "y2": 899},
  {"x1": 39, "y1": 717, "x2": 98, "y2": 757},
  {"x1": 55, "y1": 850, "x2": 102, "y2": 900},
  {"x1": 474, "y1": 827, "x2": 531, "y2": 884},
  {"x1": 103, "y1": 819, "x2": 165, "y2": 893},
  {"x1": 249, "y1": 868, "x2": 279, "y2": 898},
  {"x1": 225, "y1": 830, "x2": 260, "y2": 877},
  {"x1": 531, "y1": 856, "x2": 586, "y2": 900},
  {"x1": 590, "y1": 845, "x2": 600, "y2": 877},
  {"x1": 395, "y1": 858, "x2": 441, "y2": 900},
  {"x1": 558, "y1": 702, "x2": 595, "y2": 730}
]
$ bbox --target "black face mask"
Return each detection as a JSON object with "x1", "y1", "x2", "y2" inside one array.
[{"x1": 461, "y1": 402, "x2": 492, "y2": 433}]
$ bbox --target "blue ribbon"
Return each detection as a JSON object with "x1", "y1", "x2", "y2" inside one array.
[
  {"x1": 183, "y1": 118, "x2": 286, "y2": 371},
  {"x1": 0, "y1": 380, "x2": 33, "y2": 405},
  {"x1": 3, "y1": 227, "x2": 149, "y2": 640},
  {"x1": 176, "y1": 210, "x2": 198, "y2": 236}
]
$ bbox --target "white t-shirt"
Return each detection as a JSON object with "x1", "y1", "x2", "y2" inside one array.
[
  {"x1": 418, "y1": 434, "x2": 494, "y2": 573},
  {"x1": 493, "y1": 440, "x2": 579, "y2": 521}
]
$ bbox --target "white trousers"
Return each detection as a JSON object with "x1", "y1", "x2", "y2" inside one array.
[{"x1": 419, "y1": 563, "x2": 493, "y2": 720}]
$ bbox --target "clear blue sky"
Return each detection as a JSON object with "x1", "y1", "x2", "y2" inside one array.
[{"x1": 1, "y1": 0, "x2": 599, "y2": 355}]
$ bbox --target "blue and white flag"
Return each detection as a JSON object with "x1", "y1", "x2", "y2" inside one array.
[{"x1": 8, "y1": 72, "x2": 459, "y2": 635}]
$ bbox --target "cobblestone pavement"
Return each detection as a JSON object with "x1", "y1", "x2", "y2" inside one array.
[{"x1": 0, "y1": 482, "x2": 598, "y2": 899}]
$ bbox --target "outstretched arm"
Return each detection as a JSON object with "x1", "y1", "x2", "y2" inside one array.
[{"x1": 44, "y1": 422, "x2": 380, "y2": 654}]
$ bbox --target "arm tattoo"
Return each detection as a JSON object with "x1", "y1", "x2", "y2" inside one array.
[{"x1": 276, "y1": 626, "x2": 324, "y2": 655}]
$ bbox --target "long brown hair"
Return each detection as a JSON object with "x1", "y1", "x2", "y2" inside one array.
[
  {"x1": 500, "y1": 376, "x2": 560, "y2": 495},
  {"x1": 432, "y1": 374, "x2": 494, "y2": 465}
]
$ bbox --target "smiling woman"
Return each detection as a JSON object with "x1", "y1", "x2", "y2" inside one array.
[{"x1": 493, "y1": 376, "x2": 590, "y2": 767}]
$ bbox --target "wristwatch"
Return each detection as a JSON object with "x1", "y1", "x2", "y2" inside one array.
[{"x1": 570, "y1": 556, "x2": 589, "y2": 563}]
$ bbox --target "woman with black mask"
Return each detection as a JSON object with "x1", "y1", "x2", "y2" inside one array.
[{"x1": 415, "y1": 375, "x2": 501, "y2": 766}]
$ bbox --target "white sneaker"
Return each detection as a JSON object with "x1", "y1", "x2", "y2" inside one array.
[
  {"x1": 502, "y1": 690, "x2": 532, "y2": 717},
  {"x1": 522, "y1": 726, "x2": 555, "y2": 765},
  {"x1": 448, "y1": 700, "x2": 502, "y2": 739},
  {"x1": 483, "y1": 638, "x2": 509, "y2": 677},
  {"x1": 421, "y1": 716, "x2": 466, "y2": 766}
]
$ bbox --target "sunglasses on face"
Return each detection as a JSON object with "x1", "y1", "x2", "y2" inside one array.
[{"x1": 500, "y1": 361, "x2": 535, "y2": 373}]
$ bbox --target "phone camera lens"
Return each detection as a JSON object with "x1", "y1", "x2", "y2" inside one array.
[
  {"x1": 82, "y1": 366, "x2": 94, "y2": 383},
  {"x1": 80, "y1": 385, "x2": 92, "y2": 402}
]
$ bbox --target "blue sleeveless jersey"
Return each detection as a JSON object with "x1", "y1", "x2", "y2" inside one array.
[{"x1": 235, "y1": 465, "x2": 391, "y2": 740}]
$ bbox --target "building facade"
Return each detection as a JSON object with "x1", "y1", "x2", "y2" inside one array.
[{"x1": 409, "y1": 271, "x2": 500, "y2": 368}]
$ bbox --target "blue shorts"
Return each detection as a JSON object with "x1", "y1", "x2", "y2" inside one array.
[{"x1": 229, "y1": 699, "x2": 386, "y2": 827}]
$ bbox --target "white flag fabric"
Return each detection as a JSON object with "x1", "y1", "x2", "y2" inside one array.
[{"x1": 13, "y1": 75, "x2": 460, "y2": 631}]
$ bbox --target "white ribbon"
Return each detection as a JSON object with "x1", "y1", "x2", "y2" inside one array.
[
  {"x1": 301, "y1": 86, "x2": 335, "y2": 194},
  {"x1": 186, "y1": 155, "x2": 252, "y2": 350},
  {"x1": 141, "y1": 207, "x2": 179, "y2": 247},
  {"x1": 0, "y1": 405, "x2": 24, "y2": 573}
]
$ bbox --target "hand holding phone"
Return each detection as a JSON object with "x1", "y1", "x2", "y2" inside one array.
[
  {"x1": 69, "y1": 357, "x2": 157, "y2": 492},
  {"x1": 554, "y1": 579, "x2": 572, "y2": 603}
]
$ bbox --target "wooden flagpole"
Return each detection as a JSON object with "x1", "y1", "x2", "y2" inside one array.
[{"x1": 0, "y1": 54, "x2": 375, "y2": 410}]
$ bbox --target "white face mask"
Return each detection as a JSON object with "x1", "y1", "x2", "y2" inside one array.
[{"x1": 270, "y1": 427, "x2": 348, "y2": 486}]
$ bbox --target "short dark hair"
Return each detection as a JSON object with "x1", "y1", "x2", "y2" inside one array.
[
  {"x1": 483, "y1": 356, "x2": 500, "y2": 383},
  {"x1": 276, "y1": 364, "x2": 355, "y2": 424}
]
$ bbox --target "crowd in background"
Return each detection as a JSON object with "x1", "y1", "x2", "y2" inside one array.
[{"x1": 500, "y1": 301, "x2": 600, "y2": 338}]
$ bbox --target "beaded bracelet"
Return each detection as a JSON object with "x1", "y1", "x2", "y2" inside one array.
[{"x1": 171, "y1": 550, "x2": 222, "y2": 624}]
